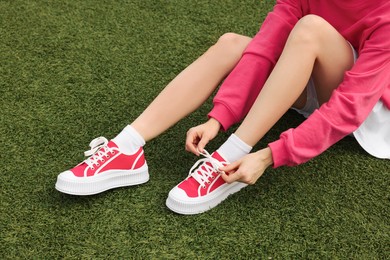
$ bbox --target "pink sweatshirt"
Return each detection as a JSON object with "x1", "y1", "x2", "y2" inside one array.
[{"x1": 208, "y1": 0, "x2": 390, "y2": 167}]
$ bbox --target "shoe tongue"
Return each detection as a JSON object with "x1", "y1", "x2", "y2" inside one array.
[
  {"x1": 107, "y1": 140, "x2": 118, "y2": 149},
  {"x1": 194, "y1": 151, "x2": 226, "y2": 175},
  {"x1": 89, "y1": 141, "x2": 117, "y2": 158},
  {"x1": 211, "y1": 151, "x2": 227, "y2": 163}
]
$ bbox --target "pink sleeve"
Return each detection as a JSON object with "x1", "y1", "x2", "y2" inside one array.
[
  {"x1": 208, "y1": 0, "x2": 303, "y2": 130},
  {"x1": 269, "y1": 26, "x2": 390, "y2": 167}
]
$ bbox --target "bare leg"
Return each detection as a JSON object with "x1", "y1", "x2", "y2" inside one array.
[
  {"x1": 234, "y1": 15, "x2": 355, "y2": 146},
  {"x1": 131, "y1": 33, "x2": 252, "y2": 141}
]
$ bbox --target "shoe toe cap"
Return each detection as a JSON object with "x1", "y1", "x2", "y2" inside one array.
[
  {"x1": 57, "y1": 170, "x2": 77, "y2": 181},
  {"x1": 168, "y1": 185, "x2": 190, "y2": 200}
]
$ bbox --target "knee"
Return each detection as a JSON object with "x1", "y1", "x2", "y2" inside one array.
[
  {"x1": 213, "y1": 32, "x2": 251, "y2": 57},
  {"x1": 288, "y1": 15, "x2": 330, "y2": 51},
  {"x1": 216, "y1": 32, "x2": 249, "y2": 46}
]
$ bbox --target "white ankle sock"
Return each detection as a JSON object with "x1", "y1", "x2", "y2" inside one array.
[
  {"x1": 112, "y1": 125, "x2": 145, "y2": 155},
  {"x1": 217, "y1": 134, "x2": 252, "y2": 163}
]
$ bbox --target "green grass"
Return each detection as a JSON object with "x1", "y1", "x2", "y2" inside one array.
[{"x1": 1, "y1": 0, "x2": 389, "y2": 258}]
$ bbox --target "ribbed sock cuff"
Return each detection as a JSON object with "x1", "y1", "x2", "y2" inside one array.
[
  {"x1": 112, "y1": 125, "x2": 145, "y2": 154},
  {"x1": 217, "y1": 134, "x2": 252, "y2": 163}
]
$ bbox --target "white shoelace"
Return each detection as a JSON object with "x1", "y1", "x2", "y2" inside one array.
[
  {"x1": 189, "y1": 149, "x2": 226, "y2": 188},
  {"x1": 83, "y1": 137, "x2": 115, "y2": 169}
]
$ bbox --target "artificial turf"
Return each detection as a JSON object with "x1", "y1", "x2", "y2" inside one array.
[{"x1": 1, "y1": 0, "x2": 389, "y2": 258}]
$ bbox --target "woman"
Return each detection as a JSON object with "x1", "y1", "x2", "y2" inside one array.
[{"x1": 56, "y1": 0, "x2": 390, "y2": 215}]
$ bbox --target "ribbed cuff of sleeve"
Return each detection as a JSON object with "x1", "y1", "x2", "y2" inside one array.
[
  {"x1": 207, "y1": 102, "x2": 237, "y2": 131},
  {"x1": 268, "y1": 139, "x2": 289, "y2": 168}
]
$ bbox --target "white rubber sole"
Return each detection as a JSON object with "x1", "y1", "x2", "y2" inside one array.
[
  {"x1": 55, "y1": 164, "x2": 149, "y2": 196},
  {"x1": 166, "y1": 182, "x2": 247, "y2": 215}
]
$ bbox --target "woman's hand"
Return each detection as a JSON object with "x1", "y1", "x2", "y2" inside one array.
[
  {"x1": 220, "y1": 147, "x2": 273, "y2": 185},
  {"x1": 186, "y1": 118, "x2": 221, "y2": 156}
]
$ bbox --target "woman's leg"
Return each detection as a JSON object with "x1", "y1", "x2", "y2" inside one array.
[
  {"x1": 234, "y1": 15, "x2": 355, "y2": 146},
  {"x1": 55, "y1": 33, "x2": 252, "y2": 196},
  {"x1": 131, "y1": 33, "x2": 252, "y2": 141},
  {"x1": 165, "y1": 15, "x2": 356, "y2": 215}
]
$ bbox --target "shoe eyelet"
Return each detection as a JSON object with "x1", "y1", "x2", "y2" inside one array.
[
  {"x1": 111, "y1": 151, "x2": 115, "y2": 155},
  {"x1": 207, "y1": 181, "x2": 211, "y2": 184},
  {"x1": 97, "y1": 163, "x2": 100, "y2": 166},
  {"x1": 202, "y1": 185, "x2": 206, "y2": 189},
  {"x1": 91, "y1": 167, "x2": 95, "y2": 170},
  {"x1": 101, "y1": 159, "x2": 105, "y2": 162}
]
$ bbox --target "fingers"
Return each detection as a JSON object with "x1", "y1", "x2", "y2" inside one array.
[
  {"x1": 185, "y1": 119, "x2": 221, "y2": 155},
  {"x1": 197, "y1": 137, "x2": 209, "y2": 153},
  {"x1": 185, "y1": 131, "x2": 200, "y2": 155},
  {"x1": 220, "y1": 161, "x2": 241, "y2": 184},
  {"x1": 221, "y1": 170, "x2": 242, "y2": 184},
  {"x1": 219, "y1": 161, "x2": 240, "y2": 173},
  {"x1": 185, "y1": 128, "x2": 211, "y2": 156},
  {"x1": 220, "y1": 158, "x2": 259, "y2": 185}
]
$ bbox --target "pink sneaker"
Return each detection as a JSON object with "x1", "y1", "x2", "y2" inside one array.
[
  {"x1": 166, "y1": 150, "x2": 247, "y2": 215},
  {"x1": 55, "y1": 137, "x2": 149, "y2": 195}
]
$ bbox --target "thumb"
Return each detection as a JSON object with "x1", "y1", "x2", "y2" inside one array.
[
  {"x1": 220, "y1": 160, "x2": 240, "y2": 173},
  {"x1": 197, "y1": 136, "x2": 209, "y2": 153}
]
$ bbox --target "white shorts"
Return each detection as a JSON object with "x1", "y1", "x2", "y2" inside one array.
[
  {"x1": 291, "y1": 45, "x2": 390, "y2": 159},
  {"x1": 354, "y1": 101, "x2": 390, "y2": 159},
  {"x1": 291, "y1": 78, "x2": 319, "y2": 119}
]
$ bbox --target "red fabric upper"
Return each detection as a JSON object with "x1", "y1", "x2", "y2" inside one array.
[
  {"x1": 208, "y1": 0, "x2": 390, "y2": 167},
  {"x1": 178, "y1": 152, "x2": 227, "y2": 198},
  {"x1": 71, "y1": 142, "x2": 145, "y2": 177}
]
